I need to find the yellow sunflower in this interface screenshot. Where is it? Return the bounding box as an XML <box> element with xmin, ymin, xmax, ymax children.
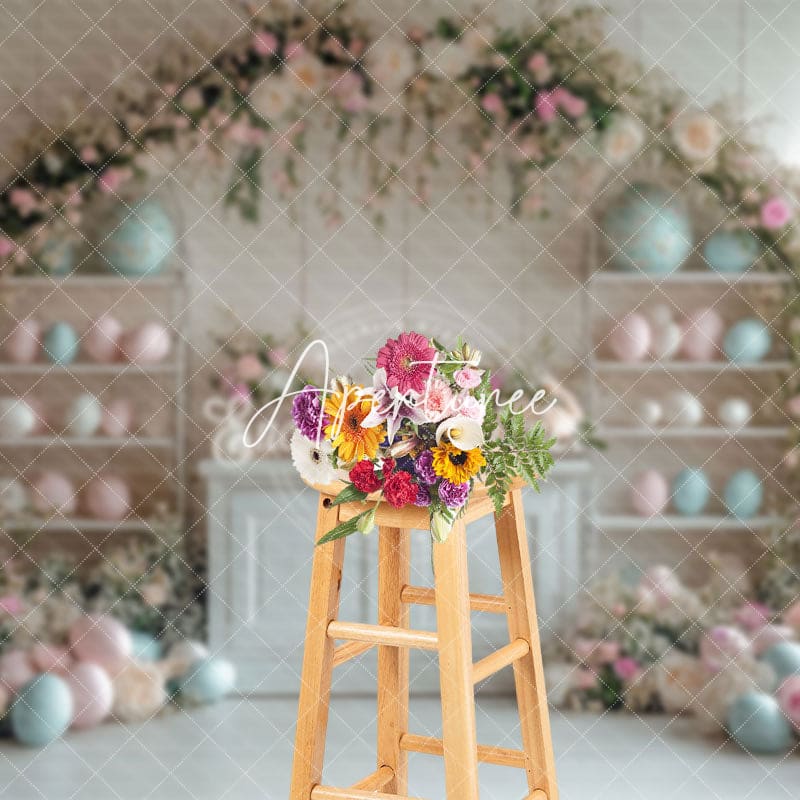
<box><xmin>431</xmin><ymin>442</ymin><xmax>486</xmax><ymax>484</ymax></box>
<box><xmin>324</xmin><ymin>385</ymin><xmax>384</xmax><ymax>463</ymax></box>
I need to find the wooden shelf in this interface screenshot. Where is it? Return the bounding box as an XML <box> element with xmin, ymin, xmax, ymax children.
<box><xmin>593</xmin><ymin>359</ymin><xmax>792</xmax><ymax>373</ymax></box>
<box><xmin>1</xmin><ymin>517</ymin><xmax>158</xmax><ymax>533</ymax></box>
<box><xmin>0</xmin><ymin>362</ymin><xmax>176</xmax><ymax>375</ymax></box>
<box><xmin>589</xmin><ymin>271</ymin><xmax>793</xmax><ymax>286</ymax></box>
<box><xmin>0</xmin><ymin>436</ymin><xmax>172</xmax><ymax>447</ymax></box>
<box><xmin>595</xmin><ymin>515</ymin><xmax>780</xmax><ymax>531</ymax></box>
<box><xmin>597</xmin><ymin>426</ymin><xmax>791</xmax><ymax>439</ymax></box>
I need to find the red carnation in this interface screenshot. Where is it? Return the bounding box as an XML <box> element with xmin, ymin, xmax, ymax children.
<box><xmin>380</xmin><ymin>458</ymin><xmax>396</xmax><ymax>476</ymax></box>
<box><xmin>349</xmin><ymin>460</ymin><xmax>382</xmax><ymax>493</ymax></box>
<box><xmin>383</xmin><ymin>470</ymin><xmax>417</xmax><ymax>509</ymax></box>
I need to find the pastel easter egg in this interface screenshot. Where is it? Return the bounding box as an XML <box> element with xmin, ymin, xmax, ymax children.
<box><xmin>724</xmin><ymin>469</ymin><xmax>763</xmax><ymax>519</ymax></box>
<box><xmin>166</xmin><ymin>640</ymin><xmax>209</xmax><ymax>677</ymax></box>
<box><xmin>68</xmin><ymin>615</ymin><xmax>132</xmax><ymax>673</ymax></box>
<box><xmin>10</xmin><ymin>675</ymin><xmax>73</xmax><ymax>747</ymax></box>
<box><xmin>0</xmin><ymin>476</ymin><xmax>28</xmax><ymax>515</ymax></box>
<box><xmin>102</xmin><ymin>201</ymin><xmax>175</xmax><ymax>277</ymax></box>
<box><xmin>4</xmin><ymin>319</ymin><xmax>40</xmax><ymax>363</ymax></box>
<box><xmin>630</xmin><ymin>469</ymin><xmax>669</xmax><ymax>516</ymax></box>
<box><xmin>727</xmin><ymin>692</ymin><xmax>793</xmax><ymax>754</ymax></box>
<box><xmin>0</xmin><ymin>397</ymin><xmax>36</xmax><ymax>437</ymax></box>
<box><xmin>700</xmin><ymin>625</ymin><xmax>750</xmax><ymax>672</ymax></box>
<box><xmin>681</xmin><ymin>308</ymin><xmax>724</xmax><ymax>361</ymax></box>
<box><xmin>30</xmin><ymin>643</ymin><xmax>71</xmax><ymax>674</ymax></box>
<box><xmin>703</xmin><ymin>229</ymin><xmax>762</xmax><ymax>273</ymax></box>
<box><xmin>26</xmin><ymin>397</ymin><xmax>48</xmax><ymax>434</ymax></box>
<box><xmin>84</xmin><ymin>475</ymin><xmax>131</xmax><ymax>521</ymax></box>
<box><xmin>672</xmin><ymin>468</ymin><xmax>710</xmax><ymax>515</ymax></box>
<box><xmin>762</xmin><ymin>642</ymin><xmax>800</xmax><ymax>683</ymax></box>
<box><xmin>43</xmin><ymin>322</ymin><xmax>79</xmax><ymax>365</ymax></box>
<box><xmin>751</xmin><ymin>624</ymin><xmax>794</xmax><ymax>657</ymax></box>
<box><xmin>635</xmin><ymin>399</ymin><xmax>663</xmax><ymax>426</ymax></box>
<box><xmin>83</xmin><ymin>315</ymin><xmax>122</xmax><ymax>363</ymax></box>
<box><xmin>64</xmin><ymin>394</ymin><xmax>102</xmax><ymax>437</ymax></box>
<box><xmin>65</xmin><ymin>662</ymin><xmax>113</xmax><ymax>729</ymax></box>
<box><xmin>718</xmin><ymin>397</ymin><xmax>752</xmax><ymax>429</ymax></box>
<box><xmin>29</xmin><ymin>471</ymin><xmax>76</xmax><ymax>515</ymax></box>
<box><xmin>34</xmin><ymin>239</ymin><xmax>74</xmax><ymax>276</ymax></box>
<box><xmin>129</xmin><ymin>631</ymin><xmax>162</xmax><ymax>662</ymax></box>
<box><xmin>179</xmin><ymin>658</ymin><xmax>236</xmax><ymax>704</ymax></box>
<box><xmin>724</xmin><ymin>319</ymin><xmax>772</xmax><ymax>364</ymax></box>
<box><xmin>100</xmin><ymin>399</ymin><xmax>134</xmax><ymax>437</ymax></box>
<box><xmin>0</xmin><ymin>650</ymin><xmax>35</xmax><ymax>692</ymax></box>
<box><xmin>662</xmin><ymin>391</ymin><xmax>704</xmax><ymax>427</ymax></box>
<box><xmin>120</xmin><ymin>322</ymin><xmax>171</xmax><ymax>365</ymax></box>
<box><xmin>776</xmin><ymin>675</ymin><xmax>800</xmax><ymax>729</ymax></box>
<box><xmin>608</xmin><ymin>313</ymin><xmax>651</xmax><ymax>362</ymax></box>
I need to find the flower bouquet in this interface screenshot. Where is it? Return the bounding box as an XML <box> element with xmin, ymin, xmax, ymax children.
<box><xmin>289</xmin><ymin>332</ymin><xmax>556</xmax><ymax>545</ymax></box>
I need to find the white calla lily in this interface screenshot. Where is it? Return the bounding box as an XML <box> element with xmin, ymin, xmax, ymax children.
<box><xmin>435</xmin><ymin>416</ymin><xmax>484</xmax><ymax>450</ymax></box>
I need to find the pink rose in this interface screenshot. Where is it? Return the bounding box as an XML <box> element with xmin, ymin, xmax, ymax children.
<box><xmin>454</xmin><ymin>367</ymin><xmax>483</xmax><ymax>389</ymax></box>
<box><xmin>0</xmin><ymin>595</ymin><xmax>23</xmax><ymax>616</ymax></box>
<box><xmin>733</xmin><ymin>601</ymin><xmax>771</xmax><ymax>632</ymax></box>
<box><xmin>454</xmin><ymin>393</ymin><xmax>486</xmax><ymax>424</ymax></box>
<box><xmin>0</xmin><ymin>236</ymin><xmax>15</xmax><ymax>259</ymax></box>
<box><xmin>612</xmin><ymin>656</ymin><xmax>641</xmax><ymax>682</ymax></box>
<box><xmin>269</xmin><ymin>347</ymin><xmax>289</xmax><ymax>367</ymax></box>
<box><xmin>761</xmin><ymin>196</ymin><xmax>792</xmax><ymax>229</ymax></box>
<box><xmin>573</xmin><ymin>667</ymin><xmax>598</xmax><ymax>691</ymax></box>
<box><xmin>9</xmin><ymin>187</ymin><xmax>38</xmax><ymax>217</ymax></box>
<box><xmin>252</xmin><ymin>31</ymin><xmax>278</xmax><ymax>56</ymax></box>
<box><xmin>777</xmin><ymin>675</ymin><xmax>800</xmax><ymax>729</ymax></box>
<box><xmin>534</xmin><ymin>91</ymin><xmax>558</xmax><ymax>123</ymax></box>
<box><xmin>596</xmin><ymin>640</ymin><xmax>621</xmax><ymax>664</ymax></box>
<box><xmin>419</xmin><ymin>378</ymin><xmax>454</xmax><ymax>423</ymax></box>
<box><xmin>285</xmin><ymin>41</ymin><xmax>306</xmax><ymax>60</ymax></box>
<box><xmin>480</xmin><ymin>93</ymin><xmax>503</xmax><ymax>115</ymax></box>
<box><xmin>236</xmin><ymin>354</ymin><xmax>264</xmax><ymax>382</ymax></box>
<box><xmin>572</xmin><ymin>637</ymin><xmax>600</xmax><ymax>662</ymax></box>
<box><xmin>527</xmin><ymin>52</ymin><xmax>549</xmax><ymax>73</ymax></box>
<box><xmin>230</xmin><ymin>383</ymin><xmax>252</xmax><ymax>406</ymax></box>
<box><xmin>80</xmin><ymin>145</ymin><xmax>99</xmax><ymax>163</ymax></box>
<box><xmin>553</xmin><ymin>88</ymin><xmax>587</xmax><ymax>118</ymax></box>
<box><xmin>98</xmin><ymin>166</ymin><xmax>130</xmax><ymax>194</ymax></box>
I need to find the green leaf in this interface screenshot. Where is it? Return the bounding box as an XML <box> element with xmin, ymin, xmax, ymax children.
<box><xmin>316</xmin><ymin>509</ymin><xmax>373</xmax><ymax>545</ymax></box>
<box><xmin>329</xmin><ymin>484</ymin><xmax>369</xmax><ymax>506</ymax></box>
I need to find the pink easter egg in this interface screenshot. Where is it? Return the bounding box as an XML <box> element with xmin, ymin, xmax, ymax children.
<box><xmin>83</xmin><ymin>315</ymin><xmax>122</xmax><ymax>363</ymax></box>
<box><xmin>100</xmin><ymin>399</ymin><xmax>133</xmax><ymax>437</ymax></box>
<box><xmin>699</xmin><ymin>625</ymin><xmax>750</xmax><ymax>672</ymax></box>
<box><xmin>608</xmin><ymin>313</ymin><xmax>651</xmax><ymax>362</ymax></box>
<box><xmin>68</xmin><ymin>615</ymin><xmax>132</xmax><ymax>673</ymax></box>
<box><xmin>84</xmin><ymin>475</ymin><xmax>131</xmax><ymax>521</ymax></box>
<box><xmin>777</xmin><ymin>675</ymin><xmax>800</xmax><ymax>729</ymax></box>
<box><xmin>65</xmin><ymin>662</ymin><xmax>113</xmax><ymax>729</ymax></box>
<box><xmin>4</xmin><ymin>319</ymin><xmax>40</xmax><ymax>363</ymax></box>
<box><xmin>0</xmin><ymin>650</ymin><xmax>35</xmax><ymax>692</ymax></box>
<box><xmin>681</xmin><ymin>308</ymin><xmax>724</xmax><ymax>361</ymax></box>
<box><xmin>29</xmin><ymin>471</ymin><xmax>77</xmax><ymax>515</ymax></box>
<box><xmin>120</xmin><ymin>322</ymin><xmax>171</xmax><ymax>365</ymax></box>
<box><xmin>630</xmin><ymin>469</ymin><xmax>669</xmax><ymax>516</ymax></box>
<box><xmin>30</xmin><ymin>643</ymin><xmax>71</xmax><ymax>674</ymax></box>
<box><xmin>751</xmin><ymin>624</ymin><xmax>795</xmax><ymax>656</ymax></box>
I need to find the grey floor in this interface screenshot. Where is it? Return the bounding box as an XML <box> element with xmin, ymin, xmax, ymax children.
<box><xmin>1</xmin><ymin>696</ymin><xmax>798</xmax><ymax>800</ymax></box>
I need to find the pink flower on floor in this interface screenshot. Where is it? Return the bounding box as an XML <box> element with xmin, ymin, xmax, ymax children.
<box><xmin>573</xmin><ymin>667</ymin><xmax>598</xmax><ymax>690</ymax></box>
<box><xmin>0</xmin><ymin>236</ymin><xmax>15</xmax><ymax>259</ymax></box>
<box><xmin>454</xmin><ymin>367</ymin><xmax>484</xmax><ymax>389</ymax></box>
<box><xmin>534</xmin><ymin>91</ymin><xmax>558</xmax><ymax>123</ymax></box>
<box><xmin>9</xmin><ymin>187</ymin><xmax>38</xmax><ymax>217</ymax></box>
<box><xmin>777</xmin><ymin>676</ymin><xmax>800</xmax><ymax>729</ymax></box>
<box><xmin>376</xmin><ymin>332</ymin><xmax>436</xmax><ymax>395</ymax></box>
<box><xmin>612</xmin><ymin>657</ymin><xmax>641</xmax><ymax>682</ymax></box>
<box><xmin>236</xmin><ymin>354</ymin><xmax>264</xmax><ymax>382</ymax></box>
<box><xmin>734</xmin><ymin>601</ymin><xmax>771</xmax><ymax>632</ymax></box>
<box><xmin>480</xmin><ymin>93</ymin><xmax>504</xmax><ymax>115</ymax></box>
<box><xmin>552</xmin><ymin>88</ymin><xmax>587</xmax><ymax>118</ymax></box>
<box><xmin>761</xmin><ymin>196</ymin><xmax>792</xmax><ymax>229</ymax></box>
<box><xmin>0</xmin><ymin>595</ymin><xmax>23</xmax><ymax>616</ymax></box>
<box><xmin>573</xmin><ymin>637</ymin><xmax>600</xmax><ymax>662</ymax></box>
<box><xmin>252</xmin><ymin>31</ymin><xmax>278</xmax><ymax>56</ymax></box>
<box><xmin>527</xmin><ymin>52</ymin><xmax>549</xmax><ymax>74</ymax></box>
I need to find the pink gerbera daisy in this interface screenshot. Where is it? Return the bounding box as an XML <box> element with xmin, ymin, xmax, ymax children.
<box><xmin>376</xmin><ymin>332</ymin><xmax>436</xmax><ymax>395</ymax></box>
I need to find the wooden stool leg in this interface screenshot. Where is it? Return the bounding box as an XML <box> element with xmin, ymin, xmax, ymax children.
<box><xmin>433</xmin><ymin>519</ymin><xmax>480</xmax><ymax>800</ymax></box>
<box><xmin>495</xmin><ymin>489</ymin><xmax>558</xmax><ymax>800</ymax></box>
<box><xmin>290</xmin><ymin>497</ymin><xmax>346</xmax><ymax>800</ymax></box>
<box><xmin>376</xmin><ymin>527</ymin><xmax>411</xmax><ymax>794</ymax></box>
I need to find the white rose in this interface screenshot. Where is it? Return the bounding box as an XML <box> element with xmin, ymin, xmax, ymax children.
<box><xmin>365</xmin><ymin>34</ymin><xmax>416</xmax><ymax>94</ymax></box>
<box><xmin>249</xmin><ymin>75</ymin><xmax>296</xmax><ymax>120</ymax></box>
<box><xmin>671</xmin><ymin>111</ymin><xmax>722</xmax><ymax>163</ymax></box>
<box><xmin>602</xmin><ymin>114</ymin><xmax>645</xmax><ymax>166</ymax></box>
<box><xmin>423</xmin><ymin>38</ymin><xmax>472</xmax><ymax>80</ymax></box>
<box><xmin>287</xmin><ymin>54</ymin><xmax>328</xmax><ymax>96</ymax></box>
<box><xmin>460</xmin><ymin>26</ymin><xmax>492</xmax><ymax>57</ymax></box>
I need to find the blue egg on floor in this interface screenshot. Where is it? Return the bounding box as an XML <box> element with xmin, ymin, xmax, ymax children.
<box><xmin>762</xmin><ymin>641</ymin><xmax>800</xmax><ymax>683</ymax></box>
<box><xmin>727</xmin><ymin>691</ymin><xmax>793</xmax><ymax>754</ymax></box>
<box><xmin>180</xmin><ymin>658</ymin><xmax>237</xmax><ymax>704</ymax></box>
<box><xmin>723</xmin><ymin>469</ymin><xmax>763</xmax><ymax>519</ymax></box>
<box><xmin>703</xmin><ymin>229</ymin><xmax>761</xmax><ymax>273</ymax></box>
<box><xmin>723</xmin><ymin>319</ymin><xmax>772</xmax><ymax>363</ymax></box>
<box><xmin>672</xmin><ymin>468</ymin><xmax>710</xmax><ymax>515</ymax></box>
<box><xmin>10</xmin><ymin>674</ymin><xmax>73</xmax><ymax>747</ymax></box>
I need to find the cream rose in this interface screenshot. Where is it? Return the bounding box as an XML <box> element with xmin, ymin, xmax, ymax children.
<box><xmin>365</xmin><ymin>34</ymin><xmax>416</xmax><ymax>94</ymax></box>
<box><xmin>250</xmin><ymin>75</ymin><xmax>296</xmax><ymax>120</ymax></box>
<box><xmin>671</xmin><ymin>112</ymin><xmax>722</xmax><ymax>163</ymax></box>
<box><xmin>602</xmin><ymin>114</ymin><xmax>645</xmax><ymax>166</ymax></box>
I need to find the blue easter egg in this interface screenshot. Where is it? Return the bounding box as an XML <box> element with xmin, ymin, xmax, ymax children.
<box><xmin>723</xmin><ymin>319</ymin><xmax>772</xmax><ymax>363</ymax></box>
<box><xmin>180</xmin><ymin>658</ymin><xmax>236</xmax><ymax>704</ymax></box>
<box><xmin>601</xmin><ymin>183</ymin><xmax>693</xmax><ymax>274</ymax></box>
<box><xmin>724</xmin><ymin>469</ymin><xmax>763</xmax><ymax>519</ymax></box>
<box><xmin>727</xmin><ymin>691</ymin><xmax>793</xmax><ymax>754</ymax></box>
<box><xmin>703</xmin><ymin>229</ymin><xmax>761</xmax><ymax>274</ymax></box>
<box><xmin>672</xmin><ymin>468</ymin><xmax>710</xmax><ymax>515</ymax></box>
<box><xmin>762</xmin><ymin>642</ymin><xmax>800</xmax><ymax>683</ymax></box>
<box><xmin>43</xmin><ymin>322</ymin><xmax>79</xmax><ymax>365</ymax></box>
<box><xmin>102</xmin><ymin>201</ymin><xmax>175</xmax><ymax>277</ymax></box>
<box><xmin>10</xmin><ymin>674</ymin><xmax>73</xmax><ymax>747</ymax></box>
<box><xmin>130</xmin><ymin>630</ymin><xmax>163</xmax><ymax>662</ymax></box>
<box><xmin>35</xmin><ymin>239</ymin><xmax>75</xmax><ymax>276</ymax></box>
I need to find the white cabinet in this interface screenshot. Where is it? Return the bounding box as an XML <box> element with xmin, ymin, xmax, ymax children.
<box><xmin>200</xmin><ymin>458</ymin><xmax>588</xmax><ymax>695</ymax></box>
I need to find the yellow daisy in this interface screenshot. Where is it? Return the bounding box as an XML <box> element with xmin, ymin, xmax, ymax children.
<box><xmin>431</xmin><ymin>442</ymin><xmax>486</xmax><ymax>484</ymax></box>
<box><xmin>324</xmin><ymin>385</ymin><xmax>384</xmax><ymax>463</ymax></box>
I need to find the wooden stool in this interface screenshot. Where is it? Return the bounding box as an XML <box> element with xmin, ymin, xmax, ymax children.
<box><xmin>289</xmin><ymin>478</ymin><xmax>558</xmax><ymax>800</ymax></box>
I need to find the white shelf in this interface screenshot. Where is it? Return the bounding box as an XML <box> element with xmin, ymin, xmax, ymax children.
<box><xmin>0</xmin><ymin>362</ymin><xmax>176</xmax><ymax>375</ymax></box>
<box><xmin>595</xmin><ymin>515</ymin><xmax>780</xmax><ymax>531</ymax></box>
<box><xmin>2</xmin><ymin>274</ymin><xmax>177</xmax><ymax>288</ymax></box>
<box><xmin>1</xmin><ymin>517</ymin><xmax>157</xmax><ymax>533</ymax></box>
<box><xmin>589</xmin><ymin>271</ymin><xmax>793</xmax><ymax>286</ymax></box>
<box><xmin>593</xmin><ymin>359</ymin><xmax>792</xmax><ymax>373</ymax></box>
<box><xmin>597</xmin><ymin>426</ymin><xmax>791</xmax><ymax>439</ymax></box>
<box><xmin>0</xmin><ymin>436</ymin><xmax>172</xmax><ymax>447</ymax></box>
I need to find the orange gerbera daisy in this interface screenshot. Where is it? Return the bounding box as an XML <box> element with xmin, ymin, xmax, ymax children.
<box><xmin>324</xmin><ymin>385</ymin><xmax>385</xmax><ymax>463</ymax></box>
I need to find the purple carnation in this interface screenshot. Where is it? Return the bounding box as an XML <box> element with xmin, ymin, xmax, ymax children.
<box><xmin>414</xmin><ymin>485</ymin><xmax>432</xmax><ymax>507</ymax></box>
<box><xmin>414</xmin><ymin>450</ymin><xmax>437</xmax><ymax>485</ymax></box>
<box><xmin>438</xmin><ymin>479</ymin><xmax>469</xmax><ymax>508</ymax></box>
<box><xmin>292</xmin><ymin>385</ymin><xmax>326</xmax><ymax>440</ymax></box>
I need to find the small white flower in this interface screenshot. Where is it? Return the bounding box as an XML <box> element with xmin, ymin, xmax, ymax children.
<box><xmin>671</xmin><ymin>111</ymin><xmax>722</xmax><ymax>163</ymax></box>
<box><xmin>602</xmin><ymin>114</ymin><xmax>646</xmax><ymax>166</ymax></box>
<box><xmin>287</xmin><ymin>54</ymin><xmax>328</xmax><ymax>96</ymax></box>
<box><xmin>435</xmin><ymin>416</ymin><xmax>484</xmax><ymax>450</ymax></box>
<box><xmin>423</xmin><ymin>38</ymin><xmax>472</xmax><ymax>80</ymax></box>
<box><xmin>290</xmin><ymin>428</ymin><xmax>337</xmax><ymax>485</ymax></box>
<box><xmin>250</xmin><ymin>75</ymin><xmax>296</xmax><ymax>120</ymax></box>
<box><xmin>365</xmin><ymin>34</ymin><xmax>416</xmax><ymax>94</ymax></box>
<box><xmin>460</xmin><ymin>26</ymin><xmax>493</xmax><ymax>57</ymax></box>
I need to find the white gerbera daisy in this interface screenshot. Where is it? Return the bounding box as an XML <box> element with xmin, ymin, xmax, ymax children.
<box><xmin>290</xmin><ymin>428</ymin><xmax>337</xmax><ymax>485</ymax></box>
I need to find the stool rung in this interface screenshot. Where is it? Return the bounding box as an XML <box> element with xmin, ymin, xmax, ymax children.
<box><xmin>350</xmin><ymin>766</ymin><xmax>394</xmax><ymax>791</ymax></box>
<box><xmin>332</xmin><ymin>640</ymin><xmax>374</xmax><ymax>667</ymax></box>
<box><xmin>400</xmin><ymin>733</ymin><xmax>527</xmax><ymax>768</ymax></box>
<box><xmin>311</xmin><ymin>786</ymin><xmax>424</xmax><ymax>800</ymax></box>
<box><xmin>472</xmin><ymin>638</ymin><xmax>530</xmax><ymax>684</ymax></box>
<box><xmin>327</xmin><ymin>620</ymin><xmax>438</xmax><ymax>651</ymax></box>
<box><xmin>400</xmin><ymin>585</ymin><xmax>508</xmax><ymax>614</ymax></box>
